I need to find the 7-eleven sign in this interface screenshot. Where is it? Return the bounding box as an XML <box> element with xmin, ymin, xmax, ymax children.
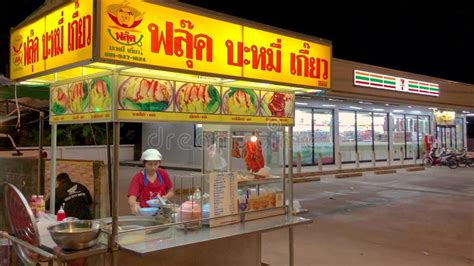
<box><xmin>354</xmin><ymin>70</ymin><xmax>439</xmax><ymax>97</ymax></box>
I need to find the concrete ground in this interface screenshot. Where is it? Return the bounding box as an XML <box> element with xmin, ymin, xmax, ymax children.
<box><xmin>261</xmin><ymin>167</ymin><xmax>474</xmax><ymax>266</ymax></box>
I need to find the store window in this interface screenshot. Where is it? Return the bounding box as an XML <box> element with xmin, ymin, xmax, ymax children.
<box><xmin>339</xmin><ymin>111</ymin><xmax>356</xmax><ymax>162</ymax></box>
<box><xmin>356</xmin><ymin>112</ymin><xmax>373</xmax><ymax>161</ymax></box>
<box><xmin>313</xmin><ymin>109</ymin><xmax>334</xmax><ymax>164</ymax></box>
<box><xmin>293</xmin><ymin>108</ymin><xmax>313</xmax><ymax>164</ymax></box>
<box><xmin>418</xmin><ymin>116</ymin><xmax>430</xmax><ymax>156</ymax></box>
<box><xmin>456</xmin><ymin>118</ymin><xmax>464</xmax><ymax>149</ymax></box>
<box><xmin>405</xmin><ymin>115</ymin><xmax>418</xmax><ymax>158</ymax></box>
<box><xmin>373</xmin><ymin>113</ymin><xmax>389</xmax><ymax>160</ymax></box>
<box><xmin>393</xmin><ymin>114</ymin><xmax>405</xmax><ymax>160</ymax></box>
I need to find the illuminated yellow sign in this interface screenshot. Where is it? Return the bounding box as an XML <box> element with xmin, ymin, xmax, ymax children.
<box><xmin>100</xmin><ymin>0</ymin><xmax>331</xmax><ymax>89</ymax></box>
<box><xmin>116</xmin><ymin>75</ymin><xmax>295</xmax><ymax>126</ymax></box>
<box><xmin>10</xmin><ymin>0</ymin><xmax>93</xmax><ymax>80</ymax></box>
<box><xmin>50</xmin><ymin>76</ymin><xmax>112</xmax><ymax>124</ymax></box>
<box><xmin>117</xmin><ymin>111</ymin><xmax>294</xmax><ymax>126</ymax></box>
<box><xmin>434</xmin><ymin>110</ymin><xmax>455</xmax><ymax>126</ymax></box>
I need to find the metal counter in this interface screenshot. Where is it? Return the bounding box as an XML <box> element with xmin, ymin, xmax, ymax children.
<box><xmin>118</xmin><ymin>215</ymin><xmax>311</xmax><ymax>256</ymax></box>
<box><xmin>39</xmin><ymin>228</ymin><xmax>108</xmax><ymax>263</ymax></box>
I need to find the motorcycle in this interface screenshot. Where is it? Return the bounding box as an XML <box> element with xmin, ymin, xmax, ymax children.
<box><xmin>423</xmin><ymin>148</ymin><xmax>459</xmax><ymax>169</ymax></box>
<box><xmin>454</xmin><ymin>148</ymin><xmax>473</xmax><ymax>168</ymax></box>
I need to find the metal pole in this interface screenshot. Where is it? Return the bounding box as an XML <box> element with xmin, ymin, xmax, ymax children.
<box><xmin>227</xmin><ymin>131</ymin><xmax>232</xmax><ymax>172</ymax></box>
<box><xmin>289</xmin><ymin>226</ymin><xmax>294</xmax><ymax>266</ymax></box>
<box><xmin>201</xmin><ymin>130</ymin><xmax>205</xmax><ymax>174</ymax></box>
<box><xmin>106</xmin><ymin>122</ymin><xmax>113</xmax><ymax>216</ymax></box>
<box><xmin>49</xmin><ymin>124</ymin><xmax>57</xmax><ymax>213</ymax></box>
<box><xmin>288</xmin><ymin>126</ymin><xmax>294</xmax><ymax>266</ymax></box>
<box><xmin>289</xmin><ymin>126</ymin><xmax>294</xmax><ymax>212</ymax></box>
<box><xmin>38</xmin><ymin>111</ymin><xmax>44</xmax><ymax>195</ymax></box>
<box><xmin>282</xmin><ymin>128</ymin><xmax>286</xmax><ymax>206</ymax></box>
<box><xmin>111</xmin><ymin>122</ymin><xmax>120</xmax><ymax>266</ymax></box>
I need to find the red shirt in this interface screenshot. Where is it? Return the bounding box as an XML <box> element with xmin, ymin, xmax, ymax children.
<box><xmin>127</xmin><ymin>168</ymin><xmax>173</xmax><ymax>200</ymax></box>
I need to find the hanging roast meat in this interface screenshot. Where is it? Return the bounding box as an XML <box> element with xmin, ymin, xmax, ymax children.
<box><xmin>243</xmin><ymin>140</ymin><xmax>265</xmax><ymax>172</ymax></box>
<box><xmin>232</xmin><ymin>139</ymin><xmax>241</xmax><ymax>158</ymax></box>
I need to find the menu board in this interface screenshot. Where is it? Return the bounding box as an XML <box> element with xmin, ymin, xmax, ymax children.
<box><xmin>117</xmin><ymin>75</ymin><xmax>295</xmax><ymax>126</ymax></box>
<box><xmin>50</xmin><ymin>76</ymin><xmax>112</xmax><ymax>123</ymax></box>
<box><xmin>209</xmin><ymin>172</ymin><xmax>239</xmax><ymax>228</ymax></box>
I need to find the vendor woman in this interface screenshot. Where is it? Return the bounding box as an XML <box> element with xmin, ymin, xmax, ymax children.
<box><xmin>128</xmin><ymin>148</ymin><xmax>174</xmax><ymax>215</ymax></box>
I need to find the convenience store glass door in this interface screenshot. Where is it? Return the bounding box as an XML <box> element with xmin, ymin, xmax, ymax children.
<box><xmin>436</xmin><ymin>126</ymin><xmax>456</xmax><ymax>150</ymax></box>
<box><xmin>293</xmin><ymin>109</ymin><xmax>313</xmax><ymax>164</ymax></box>
<box><xmin>313</xmin><ymin>109</ymin><xmax>334</xmax><ymax>164</ymax></box>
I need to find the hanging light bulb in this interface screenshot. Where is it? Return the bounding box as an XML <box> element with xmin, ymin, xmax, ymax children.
<box><xmin>250</xmin><ymin>135</ymin><xmax>258</xmax><ymax>142</ymax></box>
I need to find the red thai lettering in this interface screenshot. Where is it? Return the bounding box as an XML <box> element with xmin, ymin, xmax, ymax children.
<box><xmin>226</xmin><ymin>39</ymin><xmax>281</xmax><ymax>73</ymax></box>
<box><xmin>115</xmin><ymin>31</ymin><xmax>136</xmax><ymax>44</ymax></box>
<box><xmin>148</xmin><ymin>20</ymin><xmax>213</xmax><ymax>69</ymax></box>
<box><xmin>226</xmin><ymin>40</ymin><xmax>244</xmax><ymax>67</ymax></box>
<box><xmin>42</xmin><ymin>12</ymin><xmax>64</xmax><ymax>60</ymax></box>
<box><xmin>291</xmin><ymin>43</ymin><xmax>328</xmax><ymax>80</ymax></box>
<box><xmin>23</xmin><ymin>35</ymin><xmax>39</xmax><ymax>66</ymax></box>
<box><xmin>68</xmin><ymin>14</ymin><xmax>92</xmax><ymax>51</ymax></box>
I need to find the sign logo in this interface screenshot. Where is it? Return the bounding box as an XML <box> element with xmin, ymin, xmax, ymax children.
<box><xmin>11</xmin><ymin>35</ymin><xmax>23</xmax><ymax>67</ymax></box>
<box><xmin>106</xmin><ymin>3</ymin><xmax>144</xmax><ymax>46</ymax></box>
<box><xmin>67</xmin><ymin>184</ymin><xmax>78</xmax><ymax>195</ymax></box>
<box><xmin>354</xmin><ymin>70</ymin><xmax>439</xmax><ymax>97</ymax></box>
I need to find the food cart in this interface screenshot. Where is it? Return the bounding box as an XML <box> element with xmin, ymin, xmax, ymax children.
<box><xmin>6</xmin><ymin>0</ymin><xmax>332</xmax><ymax>265</ymax></box>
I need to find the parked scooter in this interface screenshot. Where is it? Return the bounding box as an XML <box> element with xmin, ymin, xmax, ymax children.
<box><xmin>453</xmin><ymin>148</ymin><xmax>473</xmax><ymax>168</ymax></box>
<box><xmin>423</xmin><ymin>147</ymin><xmax>459</xmax><ymax>169</ymax></box>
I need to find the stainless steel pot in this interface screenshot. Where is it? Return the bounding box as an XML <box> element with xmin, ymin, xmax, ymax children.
<box><xmin>47</xmin><ymin>220</ymin><xmax>102</xmax><ymax>250</ymax></box>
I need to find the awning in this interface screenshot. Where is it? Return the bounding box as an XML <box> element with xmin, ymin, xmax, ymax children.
<box><xmin>0</xmin><ymin>75</ymin><xmax>49</xmax><ymax>111</ymax></box>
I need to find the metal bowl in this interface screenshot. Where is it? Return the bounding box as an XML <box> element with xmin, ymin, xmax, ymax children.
<box><xmin>47</xmin><ymin>220</ymin><xmax>102</xmax><ymax>250</ymax></box>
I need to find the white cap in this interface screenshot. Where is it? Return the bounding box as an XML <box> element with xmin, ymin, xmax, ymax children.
<box><xmin>140</xmin><ymin>148</ymin><xmax>162</xmax><ymax>161</ymax></box>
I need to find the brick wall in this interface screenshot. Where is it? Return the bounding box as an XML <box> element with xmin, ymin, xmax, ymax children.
<box><xmin>0</xmin><ymin>158</ymin><xmax>39</xmax><ymax>230</ymax></box>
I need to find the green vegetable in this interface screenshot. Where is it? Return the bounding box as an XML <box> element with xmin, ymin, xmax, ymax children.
<box><xmin>92</xmin><ymin>76</ymin><xmax>112</xmax><ymax>95</ymax></box>
<box><xmin>123</xmin><ymin>98</ymin><xmax>169</xmax><ymax>112</ymax></box>
<box><xmin>205</xmin><ymin>86</ymin><xmax>220</xmax><ymax>113</ymax></box>
<box><xmin>148</xmin><ymin>101</ymin><xmax>169</xmax><ymax>112</ymax></box>
<box><xmin>227</xmin><ymin>87</ymin><xmax>238</xmax><ymax>98</ymax></box>
<box><xmin>80</xmin><ymin>81</ymin><xmax>89</xmax><ymax>112</ymax></box>
<box><xmin>206</xmin><ymin>99</ymin><xmax>219</xmax><ymax>113</ymax></box>
<box><xmin>52</xmin><ymin>102</ymin><xmax>66</xmax><ymax>115</ymax></box>
<box><xmin>123</xmin><ymin>98</ymin><xmax>142</xmax><ymax>110</ymax></box>
<box><xmin>228</xmin><ymin>87</ymin><xmax>257</xmax><ymax>106</ymax></box>
<box><xmin>241</xmin><ymin>88</ymin><xmax>257</xmax><ymax>105</ymax></box>
<box><xmin>208</xmin><ymin>86</ymin><xmax>219</xmax><ymax>100</ymax></box>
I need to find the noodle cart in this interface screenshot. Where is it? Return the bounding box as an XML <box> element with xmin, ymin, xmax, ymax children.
<box><xmin>7</xmin><ymin>0</ymin><xmax>332</xmax><ymax>265</ymax></box>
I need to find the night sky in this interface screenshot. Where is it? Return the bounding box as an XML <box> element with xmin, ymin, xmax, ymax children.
<box><xmin>2</xmin><ymin>0</ymin><xmax>473</xmax><ymax>84</ymax></box>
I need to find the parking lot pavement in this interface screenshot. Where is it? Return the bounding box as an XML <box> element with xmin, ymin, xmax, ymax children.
<box><xmin>262</xmin><ymin>167</ymin><xmax>474</xmax><ymax>266</ymax></box>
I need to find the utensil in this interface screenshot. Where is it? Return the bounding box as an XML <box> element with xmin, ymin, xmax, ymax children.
<box><xmin>138</xmin><ymin>207</ymin><xmax>158</xmax><ymax>217</ymax></box>
<box><xmin>47</xmin><ymin>220</ymin><xmax>102</xmax><ymax>250</ymax></box>
<box><xmin>156</xmin><ymin>195</ymin><xmax>167</xmax><ymax>206</ymax></box>
<box><xmin>146</xmin><ymin>199</ymin><xmax>162</xmax><ymax>208</ymax></box>
<box><xmin>162</xmin><ymin>204</ymin><xmax>179</xmax><ymax>219</ymax></box>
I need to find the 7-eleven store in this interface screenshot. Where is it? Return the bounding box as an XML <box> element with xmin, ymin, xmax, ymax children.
<box><xmin>283</xmin><ymin>58</ymin><xmax>473</xmax><ymax>166</ymax></box>
<box><xmin>140</xmin><ymin>57</ymin><xmax>473</xmax><ymax>169</ymax></box>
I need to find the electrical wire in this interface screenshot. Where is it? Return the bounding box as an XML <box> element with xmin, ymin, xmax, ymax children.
<box><xmin>14</xmin><ymin>84</ymin><xmax>21</xmax><ymax>130</ymax></box>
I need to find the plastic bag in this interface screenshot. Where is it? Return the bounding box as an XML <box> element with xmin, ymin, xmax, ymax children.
<box><xmin>207</xmin><ymin>143</ymin><xmax>227</xmax><ymax>171</ymax></box>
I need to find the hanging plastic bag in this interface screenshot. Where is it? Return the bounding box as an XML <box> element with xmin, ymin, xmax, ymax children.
<box><xmin>207</xmin><ymin>143</ymin><xmax>227</xmax><ymax>171</ymax></box>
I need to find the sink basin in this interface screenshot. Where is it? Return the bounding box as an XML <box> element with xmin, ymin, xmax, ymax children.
<box><xmin>100</xmin><ymin>216</ymin><xmax>169</xmax><ymax>234</ymax></box>
<box><xmin>98</xmin><ymin>216</ymin><xmax>172</xmax><ymax>246</ymax></box>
